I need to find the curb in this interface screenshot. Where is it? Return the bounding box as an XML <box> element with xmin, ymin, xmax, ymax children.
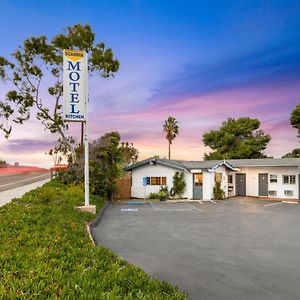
<box><xmin>87</xmin><ymin>202</ymin><xmax>110</xmax><ymax>245</ymax></box>
<box><xmin>90</xmin><ymin>201</ymin><xmax>110</xmax><ymax>228</ymax></box>
<box><xmin>86</xmin><ymin>222</ymin><xmax>96</xmax><ymax>245</ymax></box>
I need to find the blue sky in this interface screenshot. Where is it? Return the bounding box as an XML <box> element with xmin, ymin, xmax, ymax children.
<box><xmin>0</xmin><ymin>0</ymin><xmax>299</xmax><ymax>166</ymax></box>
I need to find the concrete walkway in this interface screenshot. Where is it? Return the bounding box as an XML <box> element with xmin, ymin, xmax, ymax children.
<box><xmin>0</xmin><ymin>179</ymin><xmax>50</xmax><ymax>207</ymax></box>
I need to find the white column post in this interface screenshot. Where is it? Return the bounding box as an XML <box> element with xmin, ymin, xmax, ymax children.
<box><xmin>84</xmin><ymin>53</ymin><xmax>89</xmax><ymax>207</ymax></box>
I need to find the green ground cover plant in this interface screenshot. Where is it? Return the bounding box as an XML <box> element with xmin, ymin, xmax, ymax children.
<box><xmin>0</xmin><ymin>181</ymin><xmax>186</xmax><ymax>299</ymax></box>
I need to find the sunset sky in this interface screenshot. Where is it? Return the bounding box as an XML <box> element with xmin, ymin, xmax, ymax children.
<box><xmin>0</xmin><ymin>0</ymin><xmax>300</xmax><ymax>167</ymax></box>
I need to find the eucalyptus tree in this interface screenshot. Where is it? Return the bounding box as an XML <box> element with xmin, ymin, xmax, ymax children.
<box><xmin>0</xmin><ymin>24</ymin><xmax>119</xmax><ymax>159</ymax></box>
<box><xmin>163</xmin><ymin>116</ymin><xmax>179</xmax><ymax>160</ymax></box>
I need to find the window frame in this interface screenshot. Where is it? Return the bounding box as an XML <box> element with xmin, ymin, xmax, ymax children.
<box><xmin>268</xmin><ymin>190</ymin><xmax>277</xmax><ymax>197</ymax></box>
<box><xmin>146</xmin><ymin>176</ymin><xmax>167</xmax><ymax>186</ymax></box>
<box><xmin>269</xmin><ymin>174</ymin><xmax>277</xmax><ymax>183</ymax></box>
<box><xmin>214</xmin><ymin>172</ymin><xmax>222</xmax><ymax>183</ymax></box>
<box><xmin>284</xmin><ymin>190</ymin><xmax>293</xmax><ymax>197</ymax></box>
<box><xmin>194</xmin><ymin>173</ymin><xmax>203</xmax><ymax>187</ymax></box>
<box><xmin>283</xmin><ymin>175</ymin><xmax>296</xmax><ymax>184</ymax></box>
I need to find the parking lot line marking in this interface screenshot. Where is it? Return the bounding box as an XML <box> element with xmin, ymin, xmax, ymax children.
<box><xmin>200</xmin><ymin>200</ymin><xmax>216</xmax><ymax>204</ymax></box>
<box><xmin>149</xmin><ymin>202</ymin><xmax>155</xmax><ymax>210</ymax></box>
<box><xmin>149</xmin><ymin>202</ymin><xmax>201</xmax><ymax>212</ymax></box>
<box><xmin>186</xmin><ymin>203</ymin><xmax>202</xmax><ymax>211</ymax></box>
<box><xmin>264</xmin><ymin>202</ymin><xmax>283</xmax><ymax>207</ymax></box>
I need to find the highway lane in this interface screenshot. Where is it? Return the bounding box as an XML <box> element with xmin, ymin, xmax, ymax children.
<box><xmin>0</xmin><ymin>171</ymin><xmax>51</xmax><ymax>192</ymax></box>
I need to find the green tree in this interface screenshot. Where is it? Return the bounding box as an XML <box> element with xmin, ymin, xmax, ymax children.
<box><xmin>282</xmin><ymin>148</ymin><xmax>300</xmax><ymax>158</ymax></box>
<box><xmin>89</xmin><ymin>132</ymin><xmax>123</xmax><ymax>201</ymax></box>
<box><xmin>0</xmin><ymin>159</ymin><xmax>6</xmax><ymax>167</ymax></box>
<box><xmin>172</xmin><ymin>171</ymin><xmax>186</xmax><ymax>198</ymax></box>
<box><xmin>281</xmin><ymin>104</ymin><xmax>300</xmax><ymax>159</ymax></box>
<box><xmin>290</xmin><ymin>103</ymin><xmax>300</xmax><ymax>137</ymax></box>
<box><xmin>0</xmin><ymin>24</ymin><xmax>119</xmax><ymax>157</ymax></box>
<box><xmin>57</xmin><ymin>132</ymin><xmax>137</xmax><ymax>201</ymax></box>
<box><xmin>119</xmin><ymin>142</ymin><xmax>139</xmax><ymax>165</ymax></box>
<box><xmin>203</xmin><ymin>117</ymin><xmax>271</xmax><ymax>160</ymax></box>
<box><xmin>163</xmin><ymin>116</ymin><xmax>179</xmax><ymax>160</ymax></box>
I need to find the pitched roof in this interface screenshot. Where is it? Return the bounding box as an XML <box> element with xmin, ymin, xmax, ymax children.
<box><xmin>124</xmin><ymin>158</ymin><xmax>187</xmax><ymax>171</ymax></box>
<box><xmin>125</xmin><ymin>157</ymin><xmax>300</xmax><ymax>172</ymax></box>
<box><xmin>227</xmin><ymin>158</ymin><xmax>300</xmax><ymax>167</ymax></box>
<box><xmin>125</xmin><ymin>158</ymin><xmax>236</xmax><ymax>171</ymax></box>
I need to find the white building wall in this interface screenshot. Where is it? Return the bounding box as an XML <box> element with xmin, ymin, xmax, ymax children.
<box><xmin>202</xmin><ymin>166</ymin><xmax>228</xmax><ymax>200</ymax></box>
<box><xmin>203</xmin><ymin>171</ymin><xmax>214</xmax><ymax>200</ymax></box>
<box><xmin>131</xmin><ymin>164</ymin><xmax>191</xmax><ymax>198</ymax></box>
<box><xmin>131</xmin><ymin>164</ymin><xmax>300</xmax><ymax>200</ymax></box>
<box><xmin>185</xmin><ymin>173</ymin><xmax>194</xmax><ymax>199</ymax></box>
<box><xmin>231</xmin><ymin>167</ymin><xmax>300</xmax><ymax>199</ymax></box>
<box><xmin>217</xmin><ymin>166</ymin><xmax>228</xmax><ymax>197</ymax></box>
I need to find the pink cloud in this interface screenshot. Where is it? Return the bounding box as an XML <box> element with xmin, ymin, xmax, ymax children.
<box><xmin>85</xmin><ymin>80</ymin><xmax>300</xmax><ymax>160</ymax></box>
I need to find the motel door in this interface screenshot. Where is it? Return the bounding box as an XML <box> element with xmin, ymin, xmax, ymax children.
<box><xmin>193</xmin><ymin>173</ymin><xmax>203</xmax><ymax>199</ymax></box>
<box><xmin>258</xmin><ymin>173</ymin><xmax>268</xmax><ymax>196</ymax></box>
<box><xmin>236</xmin><ymin>173</ymin><xmax>246</xmax><ymax>196</ymax></box>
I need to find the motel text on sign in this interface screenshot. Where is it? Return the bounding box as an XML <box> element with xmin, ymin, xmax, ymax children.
<box><xmin>63</xmin><ymin>49</ymin><xmax>87</xmax><ymax>121</ymax></box>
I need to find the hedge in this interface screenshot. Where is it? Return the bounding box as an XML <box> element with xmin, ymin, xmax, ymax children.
<box><xmin>0</xmin><ymin>181</ymin><xmax>186</xmax><ymax>299</ymax></box>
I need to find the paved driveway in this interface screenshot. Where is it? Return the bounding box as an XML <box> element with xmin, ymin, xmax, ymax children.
<box><xmin>91</xmin><ymin>198</ymin><xmax>300</xmax><ymax>300</ymax></box>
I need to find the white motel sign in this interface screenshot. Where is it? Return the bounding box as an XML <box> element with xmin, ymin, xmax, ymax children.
<box><xmin>63</xmin><ymin>49</ymin><xmax>87</xmax><ymax>121</ymax></box>
<box><xmin>63</xmin><ymin>49</ymin><xmax>91</xmax><ymax>209</ymax></box>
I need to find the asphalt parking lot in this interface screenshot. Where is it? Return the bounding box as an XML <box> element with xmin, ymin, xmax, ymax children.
<box><xmin>91</xmin><ymin>198</ymin><xmax>300</xmax><ymax>300</ymax></box>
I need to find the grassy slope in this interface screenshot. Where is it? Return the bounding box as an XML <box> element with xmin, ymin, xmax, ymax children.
<box><xmin>0</xmin><ymin>181</ymin><xmax>186</xmax><ymax>299</ymax></box>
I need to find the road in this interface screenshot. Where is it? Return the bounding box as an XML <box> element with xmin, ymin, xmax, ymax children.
<box><xmin>0</xmin><ymin>170</ymin><xmax>51</xmax><ymax>207</ymax></box>
<box><xmin>0</xmin><ymin>170</ymin><xmax>50</xmax><ymax>192</ymax></box>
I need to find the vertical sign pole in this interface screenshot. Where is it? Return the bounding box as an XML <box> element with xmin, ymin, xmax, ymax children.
<box><xmin>143</xmin><ymin>177</ymin><xmax>147</xmax><ymax>200</ymax></box>
<box><xmin>84</xmin><ymin>53</ymin><xmax>90</xmax><ymax>207</ymax></box>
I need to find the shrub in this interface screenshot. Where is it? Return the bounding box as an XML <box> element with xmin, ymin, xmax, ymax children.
<box><xmin>148</xmin><ymin>192</ymin><xmax>160</xmax><ymax>199</ymax></box>
<box><xmin>172</xmin><ymin>171</ymin><xmax>186</xmax><ymax>198</ymax></box>
<box><xmin>0</xmin><ymin>181</ymin><xmax>186</xmax><ymax>299</ymax></box>
<box><xmin>148</xmin><ymin>186</ymin><xmax>169</xmax><ymax>200</ymax></box>
<box><xmin>213</xmin><ymin>181</ymin><xmax>225</xmax><ymax>200</ymax></box>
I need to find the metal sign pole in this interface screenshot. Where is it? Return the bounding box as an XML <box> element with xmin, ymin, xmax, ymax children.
<box><xmin>63</xmin><ymin>49</ymin><xmax>95</xmax><ymax>213</ymax></box>
<box><xmin>84</xmin><ymin>53</ymin><xmax>89</xmax><ymax>207</ymax></box>
<box><xmin>143</xmin><ymin>177</ymin><xmax>147</xmax><ymax>200</ymax></box>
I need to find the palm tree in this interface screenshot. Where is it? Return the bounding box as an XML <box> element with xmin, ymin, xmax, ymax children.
<box><xmin>163</xmin><ymin>116</ymin><xmax>179</xmax><ymax>160</ymax></box>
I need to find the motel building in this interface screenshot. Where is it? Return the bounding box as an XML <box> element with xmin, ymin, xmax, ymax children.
<box><xmin>125</xmin><ymin>158</ymin><xmax>300</xmax><ymax>200</ymax></box>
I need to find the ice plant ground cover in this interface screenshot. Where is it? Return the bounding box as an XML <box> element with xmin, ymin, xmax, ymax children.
<box><xmin>0</xmin><ymin>181</ymin><xmax>186</xmax><ymax>299</ymax></box>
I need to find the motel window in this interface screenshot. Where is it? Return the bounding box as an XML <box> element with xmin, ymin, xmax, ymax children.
<box><xmin>228</xmin><ymin>174</ymin><xmax>233</xmax><ymax>184</ymax></box>
<box><xmin>194</xmin><ymin>174</ymin><xmax>203</xmax><ymax>186</ymax></box>
<box><xmin>215</xmin><ymin>172</ymin><xmax>222</xmax><ymax>183</ymax></box>
<box><xmin>284</xmin><ymin>190</ymin><xmax>293</xmax><ymax>197</ymax></box>
<box><xmin>283</xmin><ymin>175</ymin><xmax>296</xmax><ymax>184</ymax></box>
<box><xmin>290</xmin><ymin>175</ymin><xmax>296</xmax><ymax>184</ymax></box>
<box><xmin>148</xmin><ymin>177</ymin><xmax>167</xmax><ymax>186</ymax></box>
<box><xmin>269</xmin><ymin>174</ymin><xmax>277</xmax><ymax>183</ymax></box>
<box><xmin>268</xmin><ymin>190</ymin><xmax>277</xmax><ymax>197</ymax></box>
